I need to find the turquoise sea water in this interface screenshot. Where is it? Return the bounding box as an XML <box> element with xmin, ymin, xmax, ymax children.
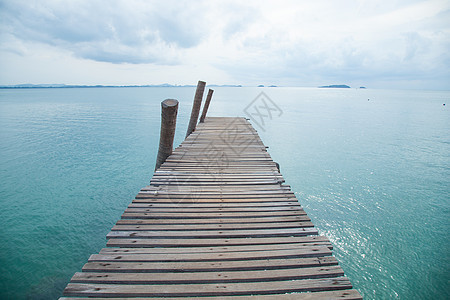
<box><xmin>0</xmin><ymin>87</ymin><xmax>448</xmax><ymax>299</ymax></box>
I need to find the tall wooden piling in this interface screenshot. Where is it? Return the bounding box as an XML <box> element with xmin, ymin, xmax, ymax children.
<box><xmin>185</xmin><ymin>80</ymin><xmax>206</xmax><ymax>138</ymax></box>
<box><xmin>199</xmin><ymin>89</ymin><xmax>214</xmax><ymax>123</ymax></box>
<box><xmin>155</xmin><ymin>99</ymin><xmax>179</xmax><ymax>170</ymax></box>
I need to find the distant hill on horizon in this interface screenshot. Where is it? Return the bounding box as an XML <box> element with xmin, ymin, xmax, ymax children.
<box><xmin>0</xmin><ymin>83</ymin><xmax>192</xmax><ymax>89</ymax></box>
<box><xmin>319</xmin><ymin>84</ymin><xmax>351</xmax><ymax>88</ymax></box>
<box><xmin>0</xmin><ymin>83</ymin><xmax>245</xmax><ymax>89</ymax></box>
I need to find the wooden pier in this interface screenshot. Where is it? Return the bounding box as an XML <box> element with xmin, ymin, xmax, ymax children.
<box><xmin>61</xmin><ymin>117</ymin><xmax>361</xmax><ymax>299</ymax></box>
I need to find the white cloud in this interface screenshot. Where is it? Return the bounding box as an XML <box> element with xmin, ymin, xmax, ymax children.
<box><xmin>0</xmin><ymin>0</ymin><xmax>210</xmax><ymax>64</ymax></box>
<box><xmin>0</xmin><ymin>0</ymin><xmax>449</xmax><ymax>88</ymax></box>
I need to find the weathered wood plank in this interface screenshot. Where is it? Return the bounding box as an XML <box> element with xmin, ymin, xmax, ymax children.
<box><xmin>82</xmin><ymin>256</ymin><xmax>339</xmax><ymax>273</ymax></box>
<box><xmin>123</xmin><ymin>207</ymin><xmax>303</xmax><ymax>214</ymax></box>
<box><xmin>70</xmin><ymin>266</ymin><xmax>344</xmax><ymax>284</ymax></box>
<box><xmin>148</xmin><ymin>175</ymin><xmax>284</xmax><ymax>179</ymax></box>
<box><xmin>116</xmin><ymin>215</ymin><xmax>310</xmax><ymax>224</ymax></box>
<box><xmin>111</xmin><ymin>222</ymin><xmax>314</xmax><ymax>231</ymax></box>
<box><xmin>135</xmin><ymin>193</ymin><xmax>296</xmax><ymax>199</ymax></box>
<box><xmin>141</xmin><ymin>186</ymin><xmax>292</xmax><ymax>191</ymax></box>
<box><xmin>153</xmin><ymin>171</ymin><xmax>281</xmax><ymax>175</ymax></box>
<box><xmin>106</xmin><ymin>227</ymin><xmax>318</xmax><ymax>239</ymax></box>
<box><xmin>106</xmin><ymin>236</ymin><xmax>329</xmax><ymax>248</ymax></box>
<box><xmin>124</xmin><ymin>206</ymin><xmax>303</xmax><ymax>213</ymax></box>
<box><xmin>121</xmin><ymin>211</ymin><xmax>307</xmax><ymax>219</ymax></box>
<box><xmin>132</xmin><ymin>197</ymin><xmax>297</xmax><ymax>203</ymax></box>
<box><xmin>128</xmin><ymin>201</ymin><xmax>300</xmax><ymax>208</ymax></box>
<box><xmin>89</xmin><ymin>247</ymin><xmax>331</xmax><ymax>262</ymax></box>
<box><xmin>64</xmin><ymin>277</ymin><xmax>352</xmax><ymax>297</ymax></box>
<box><xmin>60</xmin><ymin>289</ymin><xmax>363</xmax><ymax>299</ymax></box>
<box><xmin>99</xmin><ymin>242</ymin><xmax>333</xmax><ymax>254</ymax></box>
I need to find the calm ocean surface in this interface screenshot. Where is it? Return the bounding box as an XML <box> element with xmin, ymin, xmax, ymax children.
<box><xmin>0</xmin><ymin>87</ymin><xmax>448</xmax><ymax>299</ymax></box>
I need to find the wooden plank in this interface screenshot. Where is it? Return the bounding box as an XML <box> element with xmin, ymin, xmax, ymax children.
<box><xmin>153</xmin><ymin>171</ymin><xmax>281</xmax><ymax>175</ymax></box>
<box><xmin>137</xmin><ymin>192</ymin><xmax>295</xmax><ymax>198</ymax></box>
<box><xmin>150</xmin><ymin>179</ymin><xmax>284</xmax><ymax>184</ymax></box>
<box><xmin>124</xmin><ymin>206</ymin><xmax>303</xmax><ymax>213</ymax></box>
<box><xmin>121</xmin><ymin>211</ymin><xmax>307</xmax><ymax>219</ymax></box>
<box><xmin>151</xmin><ymin>178</ymin><xmax>285</xmax><ymax>183</ymax></box>
<box><xmin>107</xmin><ymin>236</ymin><xmax>329</xmax><ymax>248</ymax></box>
<box><xmin>106</xmin><ymin>227</ymin><xmax>318</xmax><ymax>239</ymax></box>
<box><xmin>99</xmin><ymin>242</ymin><xmax>333</xmax><ymax>254</ymax></box>
<box><xmin>63</xmin><ymin>277</ymin><xmax>352</xmax><ymax>297</ymax></box>
<box><xmin>155</xmin><ymin>168</ymin><xmax>280</xmax><ymax>173</ymax></box>
<box><xmin>89</xmin><ymin>247</ymin><xmax>331</xmax><ymax>262</ymax></box>
<box><xmin>70</xmin><ymin>266</ymin><xmax>344</xmax><ymax>284</ymax></box>
<box><xmin>116</xmin><ymin>215</ymin><xmax>310</xmax><ymax>224</ymax></box>
<box><xmin>162</xmin><ymin>160</ymin><xmax>276</xmax><ymax>163</ymax></box>
<box><xmin>164</xmin><ymin>158</ymin><xmax>275</xmax><ymax>162</ymax></box>
<box><xmin>139</xmin><ymin>188</ymin><xmax>294</xmax><ymax>193</ymax></box>
<box><xmin>151</xmin><ymin>175</ymin><xmax>284</xmax><ymax>180</ymax></box>
<box><xmin>151</xmin><ymin>177</ymin><xmax>282</xmax><ymax>181</ymax></box>
<box><xmin>131</xmin><ymin>197</ymin><xmax>297</xmax><ymax>203</ymax></box>
<box><xmin>111</xmin><ymin>222</ymin><xmax>314</xmax><ymax>231</ymax></box>
<box><xmin>141</xmin><ymin>186</ymin><xmax>292</xmax><ymax>191</ymax></box>
<box><xmin>128</xmin><ymin>201</ymin><xmax>300</xmax><ymax>208</ymax></box>
<box><xmin>150</xmin><ymin>180</ymin><xmax>282</xmax><ymax>185</ymax></box>
<box><xmin>60</xmin><ymin>289</ymin><xmax>362</xmax><ymax>299</ymax></box>
<box><xmin>137</xmin><ymin>192</ymin><xmax>294</xmax><ymax>197</ymax></box>
<box><xmin>135</xmin><ymin>193</ymin><xmax>296</xmax><ymax>199</ymax></box>
<box><xmin>82</xmin><ymin>256</ymin><xmax>339</xmax><ymax>273</ymax></box>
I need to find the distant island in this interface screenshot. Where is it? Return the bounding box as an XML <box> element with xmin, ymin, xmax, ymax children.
<box><xmin>319</xmin><ymin>84</ymin><xmax>351</xmax><ymax>88</ymax></box>
<box><xmin>0</xmin><ymin>83</ymin><xmax>190</xmax><ymax>89</ymax></box>
<box><xmin>0</xmin><ymin>83</ymin><xmax>242</xmax><ymax>89</ymax></box>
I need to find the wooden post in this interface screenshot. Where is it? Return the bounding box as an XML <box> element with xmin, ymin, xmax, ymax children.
<box><xmin>155</xmin><ymin>99</ymin><xmax>179</xmax><ymax>171</ymax></box>
<box><xmin>185</xmin><ymin>80</ymin><xmax>206</xmax><ymax>138</ymax></box>
<box><xmin>199</xmin><ymin>89</ymin><xmax>214</xmax><ymax>123</ymax></box>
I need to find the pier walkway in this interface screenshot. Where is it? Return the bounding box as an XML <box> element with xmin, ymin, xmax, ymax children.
<box><xmin>62</xmin><ymin>117</ymin><xmax>361</xmax><ymax>299</ymax></box>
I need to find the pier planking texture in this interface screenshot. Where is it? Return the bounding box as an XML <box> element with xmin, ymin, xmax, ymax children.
<box><xmin>61</xmin><ymin>117</ymin><xmax>361</xmax><ymax>299</ymax></box>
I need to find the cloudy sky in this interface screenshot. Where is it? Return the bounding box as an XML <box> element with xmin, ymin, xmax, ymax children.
<box><xmin>0</xmin><ymin>0</ymin><xmax>449</xmax><ymax>89</ymax></box>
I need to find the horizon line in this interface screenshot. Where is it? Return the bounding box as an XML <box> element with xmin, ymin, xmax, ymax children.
<box><xmin>0</xmin><ymin>83</ymin><xmax>449</xmax><ymax>91</ymax></box>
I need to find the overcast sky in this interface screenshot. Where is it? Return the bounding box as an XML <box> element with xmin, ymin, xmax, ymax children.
<box><xmin>0</xmin><ymin>0</ymin><xmax>449</xmax><ymax>89</ymax></box>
